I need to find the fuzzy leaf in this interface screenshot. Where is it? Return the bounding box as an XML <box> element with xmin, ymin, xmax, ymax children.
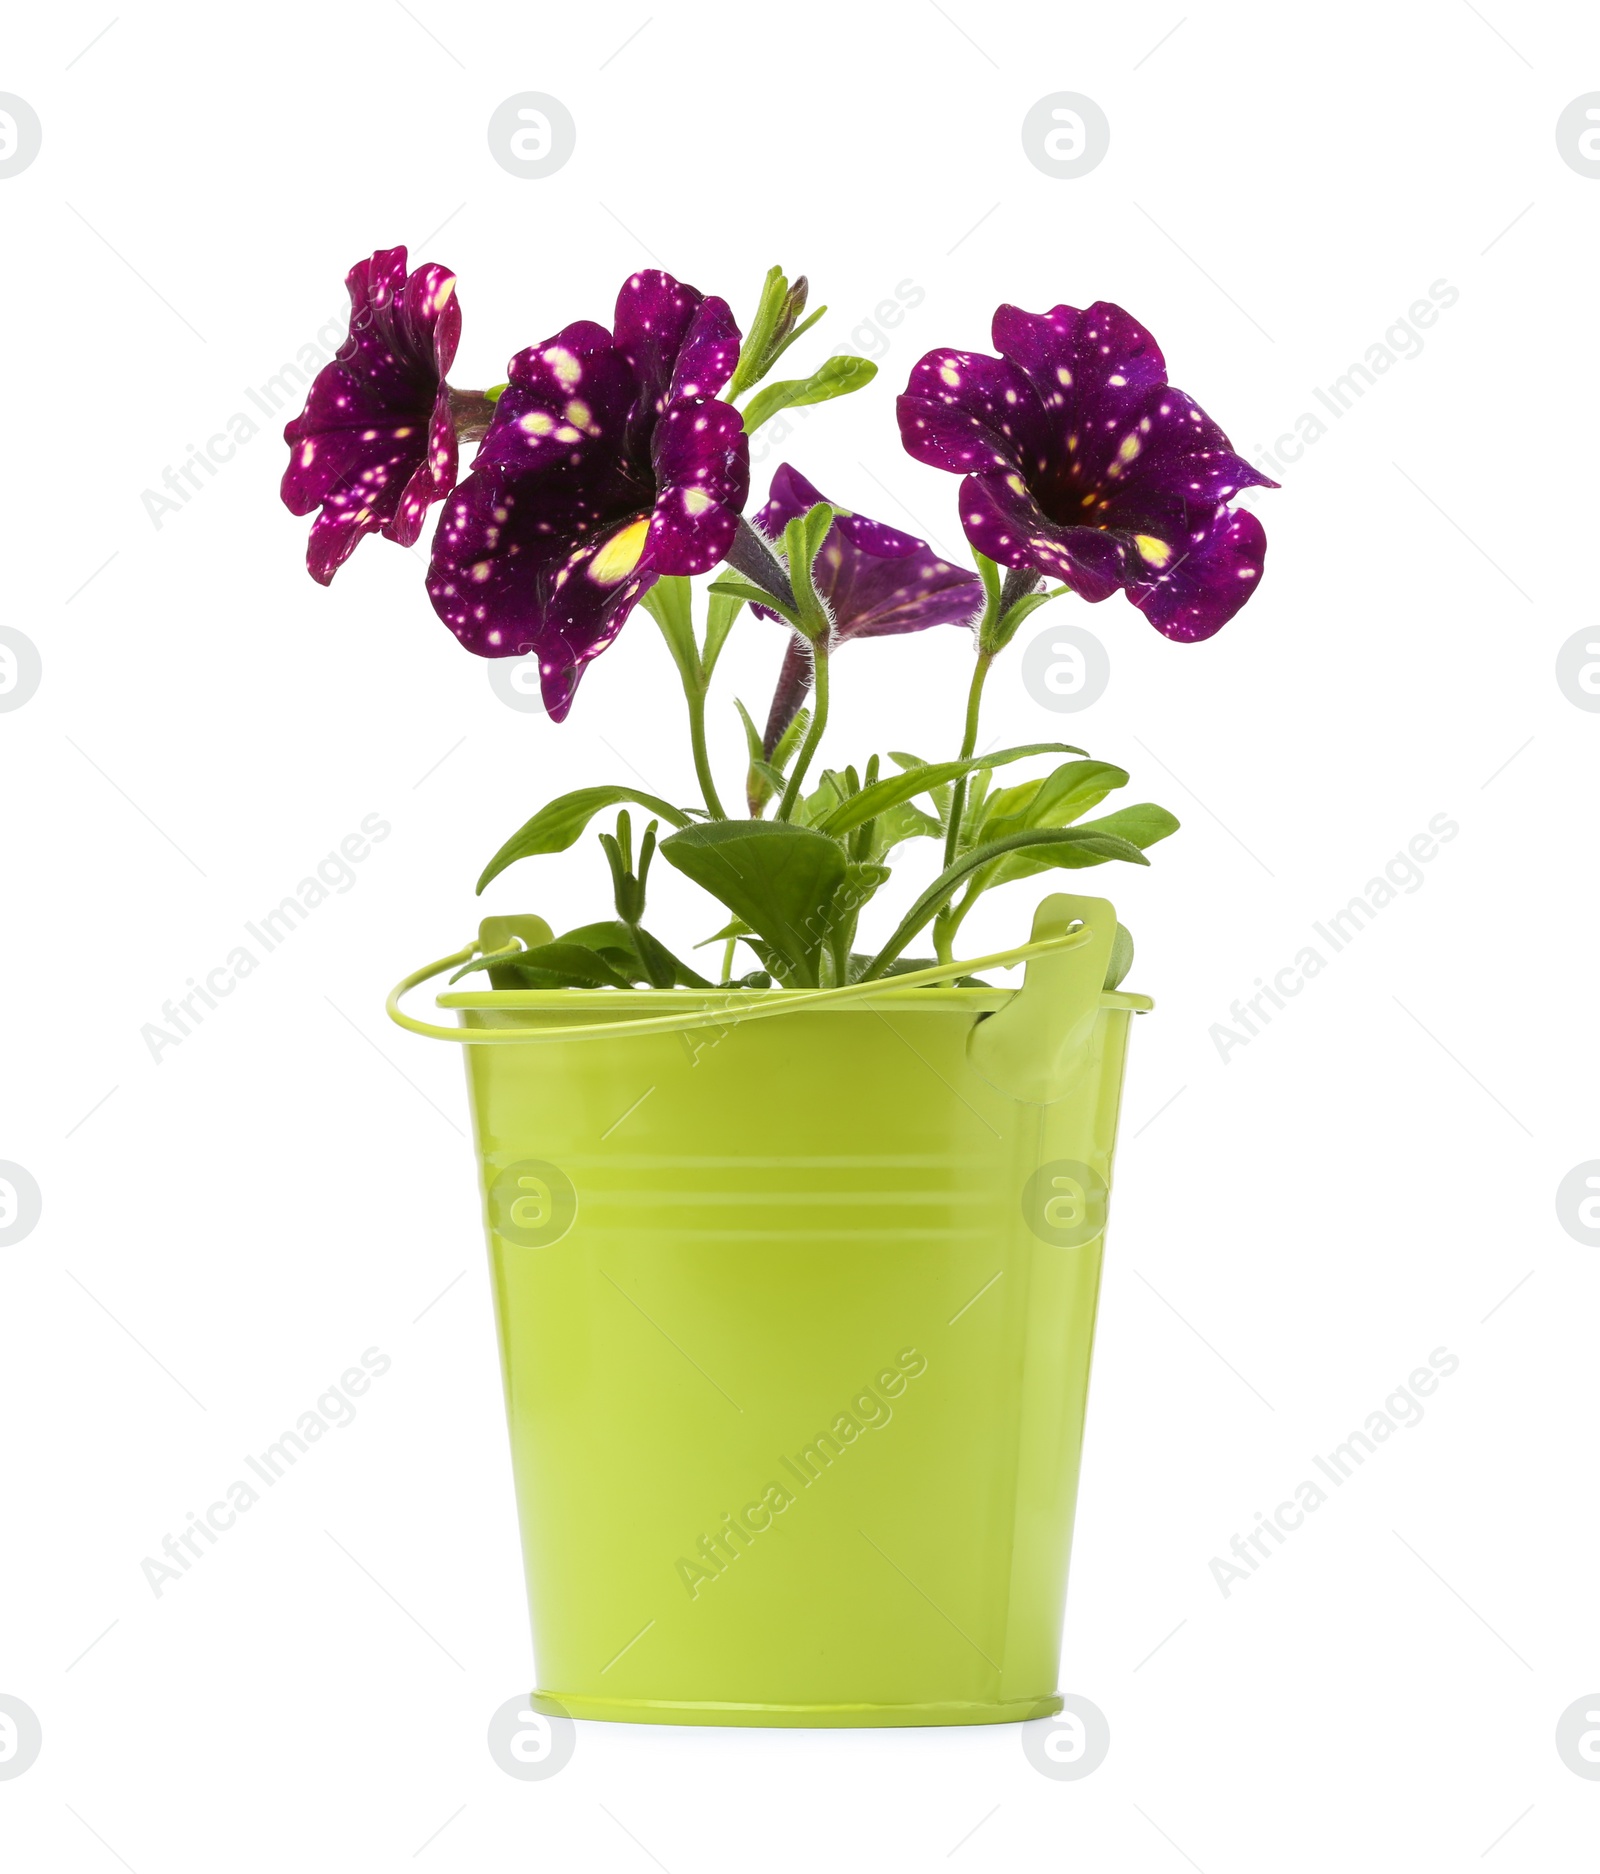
<box><xmin>709</xmin><ymin>576</ymin><xmax>798</xmax><ymax>625</ymax></box>
<box><xmin>733</xmin><ymin>697</ymin><xmax>765</xmax><ymax>766</ymax></box>
<box><xmin>983</xmin><ymin>802</ymin><xmax>1179</xmax><ymax>887</ymax></box>
<box><xmin>860</xmin><ymin>825</ymin><xmax>1154</xmax><ymax>979</ymax></box>
<box><xmin>702</xmin><ymin>587</ymin><xmax>743</xmax><ymax>675</ymax></box>
<box><xmin>742</xmin><ymin>355</ymin><xmax>878</xmax><ymax>434</ymax></box>
<box><xmin>972</xmin><ymin>759</ymin><xmax>1129</xmax><ymax>849</ymax></box>
<box><xmin>450</xmin><ymin>939</ymin><xmax>636</xmax><ymax>990</ymax></box>
<box><xmin>641</xmin><ymin>576</ymin><xmax>696</xmax><ymax>683</ymax></box>
<box><xmin>817</xmin><ymin>743</ymin><xmax>1082</xmax><ymax>837</ymax></box>
<box><xmin>477</xmin><ymin>788</ymin><xmax>692</xmax><ymax>894</ymax></box>
<box><xmin>889</xmin><ymin>750</ymin><xmax>953</xmax><ymax>826</ymax></box>
<box><xmin>867</xmin><ymin>798</ymin><xmax>943</xmax><ymax>860</ymax></box>
<box><xmin>454</xmin><ymin>919</ymin><xmax>710</xmax><ymax>990</ymax></box>
<box><xmin>661</xmin><ymin>819</ymin><xmax>847</xmax><ymax>985</ymax></box>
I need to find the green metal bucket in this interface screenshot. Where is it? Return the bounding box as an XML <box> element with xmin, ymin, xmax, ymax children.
<box><xmin>389</xmin><ymin>893</ymin><xmax>1149</xmax><ymax>1727</ymax></box>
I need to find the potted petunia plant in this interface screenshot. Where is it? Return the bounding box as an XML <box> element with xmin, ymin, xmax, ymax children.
<box><xmin>283</xmin><ymin>249</ymin><xmax>1272</xmax><ymax>1729</ymax></box>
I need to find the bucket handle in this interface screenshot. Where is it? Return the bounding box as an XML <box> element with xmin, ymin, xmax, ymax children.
<box><xmin>385</xmin><ymin>927</ymin><xmax>1093</xmax><ymax>1047</ymax></box>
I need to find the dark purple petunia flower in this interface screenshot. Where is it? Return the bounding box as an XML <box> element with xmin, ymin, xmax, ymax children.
<box><xmin>282</xmin><ymin>247</ymin><xmax>466</xmax><ymax>585</ymax></box>
<box><xmin>427</xmin><ymin>270</ymin><xmax>749</xmax><ymax>720</ymax></box>
<box><xmin>897</xmin><ymin>301</ymin><xmax>1276</xmax><ymax>642</ymax></box>
<box><xmin>752</xmin><ymin>462</ymin><xmax>982</xmax><ymax>745</ymax></box>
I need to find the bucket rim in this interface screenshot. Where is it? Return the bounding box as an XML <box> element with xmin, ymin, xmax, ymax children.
<box><xmin>390</xmin><ymin>907</ymin><xmax>1151</xmax><ymax>1046</ymax></box>
<box><xmin>437</xmin><ymin>984</ymin><xmax>1154</xmax><ymax>1013</ymax></box>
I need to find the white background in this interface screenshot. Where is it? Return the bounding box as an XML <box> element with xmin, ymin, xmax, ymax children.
<box><xmin>2</xmin><ymin>2</ymin><xmax>1597</xmax><ymax>1867</ymax></box>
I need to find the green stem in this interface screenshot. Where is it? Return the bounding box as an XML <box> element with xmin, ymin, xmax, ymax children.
<box><xmin>686</xmin><ymin>678</ymin><xmax>727</xmax><ymax>820</ymax></box>
<box><xmin>777</xmin><ymin>643</ymin><xmax>829</xmax><ymax>821</ymax></box>
<box><xmin>942</xmin><ymin>651</ymin><xmax>993</xmax><ymax>870</ymax></box>
<box><xmin>936</xmin><ymin>878</ymin><xmax>982</xmax><ymax>959</ymax></box>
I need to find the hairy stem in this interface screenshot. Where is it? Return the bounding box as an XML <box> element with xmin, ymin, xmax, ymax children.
<box><xmin>777</xmin><ymin>643</ymin><xmax>829</xmax><ymax>821</ymax></box>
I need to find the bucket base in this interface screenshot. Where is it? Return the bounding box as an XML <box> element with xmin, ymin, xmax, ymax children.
<box><xmin>532</xmin><ymin>1690</ymin><xmax>1064</xmax><ymax>1729</ymax></box>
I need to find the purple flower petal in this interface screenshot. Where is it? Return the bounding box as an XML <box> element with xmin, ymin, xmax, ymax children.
<box><xmin>424</xmin><ymin>270</ymin><xmax>749</xmax><ymax>715</ymax></box>
<box><xmin>991</xmin><ymin>300</ymin><xmax>1166</xmax><ymax>438</ymax></box>
<box><xmin>646</xmin><ymin>400</ymin><xmax>748</xmax><ymax>574</ymax></box>
<box><xmin>670</xmin><ymin>296</ymin><xmax>742</xmax><ymax>403</ymax></box>
<box><xmin>282</xmin><ymin>247</ymin><xmax>463</xmax><ymax>583</ymax></box>
<box><xmin>897</xmin><ymin>299</ymin><xmax>1274</xmax><ymax>638</ymax></box>
<box><xmin>896</xmin><ymin>349</ymin><xmax>1050</xmax><ymax>478</ymax></box>
<box><xmin>426</xmin><ymin>468</ymin><xmax>657</xmax><ymax>720</ymax></box>
<box><xmin>389</xmin><ymin>380</ymin><xmax>458</xmax><ymax>548</ymax></box>
<box><xmin>751</xmin><ymin>463</ymin><xmax>981</xmax><ymax>641</ymax></box>
<box><xmin>613</xmin><ymin>271</ymin><xmax>740</xmax><ymax>420</ymax></box>
<box><xmin>756</xmin><ymin>462</ymin><xmax>922</xmax><ymax>560</ymax></box>
<box><xmin>473</xmin><ymin>323</ymin><xmax>634</xmax><ymax>479</ymax></box>
<box><xmin>749</xmin><ymin>463</ymin><xmax>983</xmax><ymax>749</ymax></box>
<box><xmin>957</xmin><ymin>470</ymin><xmax>1129</xmax><ymax>603</ymax></box>
<box><xmin>1125</xmin><ymin>503</ymin><xmax>1267</xmax><ymax>642</ymax></box>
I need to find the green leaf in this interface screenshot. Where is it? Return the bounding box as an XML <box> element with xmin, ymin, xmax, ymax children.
<box><xmin>634</xmin><ymin>924</ymin><xmax>712</xmax><ymax>989</ymax></box>
<box><xmin>889</xmin><ymin>750</ymin><xmax>953</xmax><ymax>826</ymax></box>
<box><xmin>660</xmin><ymin>819</ymin><xmax>847</xmax><ymax>985</ymax></box>
<box><xmin>833</xmin><ymin>858</ymin><xmax>890</xmax><ymax>925</ymax></box>
<box><xmin>477</xmin><ymin>787</ymin><xmax>693</xmax><ymax>894</ymax></box>
<box><xmin>692</xmin><ymin>917</ymin><xmax>752</xmax><ymax>949</ymax></box>
<box><xmin>450</xmin><ymin>939</ymin><xmax>636</xmax><ymax>990</ymax></box>
<box><xmin>559</xmin><ymin>918</ymin><xmax>711</xmax><ymax>990</ymax></box>
<box><xmin>771</xmin><ymin>703</ymin><xmax>811</xmax><ymax>772</ymax></box>
<box><xmin>727</xmin><ymin>266</ymin><xmax>789</xmax><ymax>402</ymax></box>
<box><xmin>749</xmin><ymin>757</ymin><xmax>791</xmax><ymax>801</ymax></box>
<box><xmin>640</xmin><ymin>576</ymin><xmax>696</xmax><ymax>682</ymax></box>
<box><xmin>710</xmin><ymin>575</ymin><xmax>797</xmax><ymax>626</ymax></box>
<box><xmin>703</xmin><ymin>587</ymin><xmax>743</xmax><ymax>675</ymax></box>
<box><xmin>964</xmin><ymin>763</ymin><xmax>993</xmax><ymax>831</ymax></box>
<box><xmin>728</xmin><ymin>271</ymin><xmax>831</xmax><ymax>401</ymax></box>
<box><xmin>859</xmin><ymin>826</ymin><xmax>1155</xmax><ymax>980</ymax></box>
<box><xmin>742</xmin><ymin>355</ymin><xmax>878</xmax><ymax>434</ymax></box>
<box><xmin>733</xmin><ymin>697</ymin><xmax>765</xmax><ymax>766</ymax></box>
<box><xmin>986</xmin><ymin>583</ymin><xmax>1065</xmax><ymax>655</ymax></box>
<box><xmin>973</xmin><ymin>759</ymin><xmax>1129</xmax><ymax>849</ymax></box>
<box><xmin>763</xmin><ymin>302</ymin><xmax>825</xmax><ymax>373</ymax></box>
<box><xmin>983</xmin><ymin>802</ymin><xmax>1180</xmax><ymax>887</ymax></box>
<box><xmin>781</xmin><ymin>503</ymin><xmax>836</xmax><ymax>641</ymax></box>
<box><xmin>867</xmin><ymin>797</ymin><xmax>942</xmax><ymax>860</ymax></box>
<box><xmin>794</xmin><ymin>766</ymin><xmax>845</xmax><ymax>829</ymax></box>
<box><xmin>820</xmin><ymin>858</ymin><xmax>890</xmax><ymax>981</ymax></box>
<box><xmin>736</xmin><ymin>699</ymin><xmax>810</xmax><ymax>817</ymax></box>
<box><xmin>454</xmin><ymin>919</ymin><xmax>711</xmax><ymax>990</ymax></box>
<box><xmin>816</xmin><ymin>743</ymin><xmax>1084</xmax><ymax>837</ymax></box>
